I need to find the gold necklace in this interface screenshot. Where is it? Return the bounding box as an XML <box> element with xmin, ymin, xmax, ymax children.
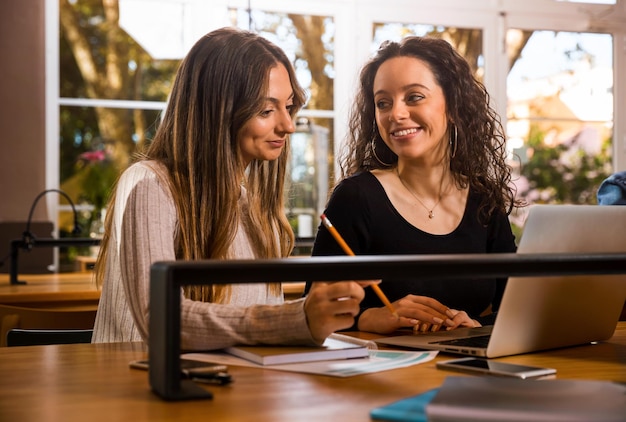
<box><xmin>396</xmin><ymin>167</ymin><xmax>444</xmax><ymax>219</ymax></box>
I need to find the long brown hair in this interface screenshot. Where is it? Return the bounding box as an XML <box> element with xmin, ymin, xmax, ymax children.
<box><xmin>342</xmin><ymin>36</ymin><xmax>520</xmax><ymax>221</ymax></box>
<box><xmin>96</xmin><ymin>28</ymin><xmax>306</xmax><ymax>302</ymax></box>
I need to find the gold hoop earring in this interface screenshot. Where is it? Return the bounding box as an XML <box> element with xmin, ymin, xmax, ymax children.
<box><xmin>449</xmin><ymin>124</ymin><xmax>458</xmax><ymax>159</ymax></box>
<box><xmin>371</xmin><ymin>122</ymin><xmax>393</xmax><ymax>167</ymax></box>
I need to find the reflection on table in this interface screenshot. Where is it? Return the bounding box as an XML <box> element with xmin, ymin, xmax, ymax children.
<box><xmin>0</xmin><ymin>272</ymin><xmax>100</xmax><ymax>308</ymax></box>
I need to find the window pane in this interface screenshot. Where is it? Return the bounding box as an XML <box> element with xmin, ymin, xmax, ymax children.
<box><xmin>506</xmin><ymin>30</ymin><xmax>614</xmax><ymax>207</ymax></box>
<box><xmin>227</xmin><ymin>8</ymin><xmax>336</xmax><ymax>102</ymax></box>
<box><xmin>285</xmin><ymin>117</ymin><xmax>332</xmax><ymax>239</ymax></box>
<box><xmin>228</xmin><ymin>8</ymin><xmax>336</xmax><ymax>243</ymax></box>
<box><xmin>59</xmin><ymin>1</ymin><xmax>179</xmax><ymax>102</ymax></box>
<box><xmin>59</xmin><ymin>104</ymin><xmax>161</xmax><ymax>213</ymax></box>
<box><xmin>372</xmin><ymin>23</ymin><xmax>484</xmax><ymax>82</ymax></box>
<box><xmin>60</xmin><ymin>2</ymin><xmax>337</xmax><ymax>258</ymax></box>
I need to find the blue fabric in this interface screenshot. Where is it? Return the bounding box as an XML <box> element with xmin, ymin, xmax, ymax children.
<box><xmin>597</xmin><ymin>171</ymin><xmax>626</xmax><ymax>205</ymax></box>
<box><xmin>370</xmin><ymin>388</ymin><xmax>439</xmax><ymax>422</ymax></box>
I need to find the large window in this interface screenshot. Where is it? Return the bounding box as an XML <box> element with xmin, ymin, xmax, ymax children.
<box><xmin>48</xmin><ymin>0</ymin><xmax>626</xmax><ymax>268</ymax></box>
<box><xmin>54</xmin><ymin>0</ymin><xmax>341</xmax><ymax>266</ymax></box>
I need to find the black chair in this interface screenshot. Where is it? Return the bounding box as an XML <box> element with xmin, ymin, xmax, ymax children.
<box><xmin>6</xmin><ymin>329</ymin><xmax>93</xmax><ymax>347</ymax></box>
<box><xmin>0</xmin><ymin>304</ymin><xmax>97</xmax><ymax>347</ymax></box>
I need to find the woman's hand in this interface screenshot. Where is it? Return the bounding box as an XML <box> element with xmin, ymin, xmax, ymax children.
<box><xmin>444</xmin><ymin>308</ymin><xmax>481</xmax><ymax>330</ymax></box>
<box><xmin>356</xmin><ymin>294</ymin><xmax>480</xmax><ymax>334</ymax></box>
<box><xmin>357</xmin><ymin>294</ymin><xmax>448</xmax><ymax>334</ymax></box>
<box><xmin>303</xmin><ymin>281</ymin><xmax>372</xmax><ymax>344</ymax></box>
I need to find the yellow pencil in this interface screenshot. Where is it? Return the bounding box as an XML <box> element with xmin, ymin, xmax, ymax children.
<box><xmin>320</xmin><ymin>214</ymin><xmax>399</xmax><ymax>318</ymax></box>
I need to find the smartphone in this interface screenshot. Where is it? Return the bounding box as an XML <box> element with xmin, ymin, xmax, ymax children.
<box><xmin>436</xmin><ymin>357</ymin><xmax>557</xmax><ymax>379</ymax></box>
<box><xmin>129</xmin><ymin>359</ymin><xmax>232</xmax><ymax>384</ymax></box>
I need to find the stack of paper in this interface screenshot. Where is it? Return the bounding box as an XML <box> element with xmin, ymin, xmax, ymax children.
<box><xmin>183</xmin><ymin>333</ymin><xmax>438</xmax><ymax>377</ymax></box>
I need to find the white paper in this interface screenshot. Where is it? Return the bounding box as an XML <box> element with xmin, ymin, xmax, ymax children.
<box><xmin>182</xmin><ymin>349</ymin><xmax>437</xmax><ymax>378</ymax></box>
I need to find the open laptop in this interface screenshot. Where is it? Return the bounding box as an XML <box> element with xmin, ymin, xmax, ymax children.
<box><xmin>375</xmin><ymin>204</ymin><xmax>626</xmax><ymax>358</ymax></box>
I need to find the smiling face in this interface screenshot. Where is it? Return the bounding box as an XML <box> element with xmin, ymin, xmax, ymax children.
<box><xmin>373</xmin><ymin>56</ymin><xmax>449</xmax><ymax>165</ymax></box>
<box><xmin>237</xmin><ymin>63</ymin><xmax>296</xmax><ymax>166</ymax></box>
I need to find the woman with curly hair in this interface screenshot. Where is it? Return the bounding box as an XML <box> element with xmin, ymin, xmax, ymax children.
<box><xmin>308</xmin><ymin>36</ymin><xmax>520</xmax><ymax>335</ymax></box>
<box><xmin>92</xmin><ymin>27</ymin><xmax>369</xmax><ymax>350</ymax></box>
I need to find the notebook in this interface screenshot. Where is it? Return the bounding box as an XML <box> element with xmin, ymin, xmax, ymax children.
<box><xmin>224</xmin><ymin>333</ymin><xmax>372</xmax><ymax>365</ymax></box>
<box><xmin>375</xmin><ymin>204</ymin><xmax>626</xmax><ymax>358</ymax></box>
<box><xmin>424</xmin><ymin>376</ymin><xmax>626</xmax><ymax>422</ymax></box>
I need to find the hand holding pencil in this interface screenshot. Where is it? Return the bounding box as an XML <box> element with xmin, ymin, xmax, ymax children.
<box><xmin>320</xmin><ymin>214</ymin><xmax>399</xmax><ymax>319</ymax></box>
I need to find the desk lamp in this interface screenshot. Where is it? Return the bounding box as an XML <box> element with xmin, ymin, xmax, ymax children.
<box><xmin>8</xmin><ymin>189</ymin><xmax>100</xmax><ymax>285</ymax></box>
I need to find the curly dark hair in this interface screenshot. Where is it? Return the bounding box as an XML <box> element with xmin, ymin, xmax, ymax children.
<box><xmin>341</xmin><ymin>36</ymin><xmax>519</xmax><ymax>221</ymax></box>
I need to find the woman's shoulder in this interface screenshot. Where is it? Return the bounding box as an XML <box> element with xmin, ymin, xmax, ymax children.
<box><xmin>333</xmin><ymin>171</ymin><xmax>386</xmax><ymax>201</ymax></box>
<box><xmin>338</xmin><ymin>171</ymin><xmax>382</xmax><ymax>190</ymax></box>
<box><xmin>330</xmin><ymin>171</ymin><xmax>385</xmax><ymax>201</ymax></box>
<box><xmin>121</xmin><ymin>160</ymin><xmax>165</xmax><ymax>179</ymax></box>
<box><xmin>117</xmin><ymin>161</ymin><xmax>171</xmax><ymax>189</ymax></box>
<box><xmin>325</xmin><ymin>172</ymin><xmax>390</xmax><ymax>219</ymax></box>
<box><xmin>465</xmin><ymin>185</ymin><xmax>513</xmax><ymax>232</ymax></box>
<box><xmin>116</xmin><ymin>161</ymin><xmax>172</xmax><ymax>204</ymax></box>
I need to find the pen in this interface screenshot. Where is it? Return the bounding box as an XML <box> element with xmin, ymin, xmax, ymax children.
<box><xmin>320</xmin><ymin>214</ymin><xmax>399</xmax><ymax>319</ymax></box>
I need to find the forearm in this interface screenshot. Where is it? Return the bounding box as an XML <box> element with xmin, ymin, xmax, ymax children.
<box><xmin>179</xmin><ymin>298</ymin><xmax>317</xmax><ymax>350</ymax></box>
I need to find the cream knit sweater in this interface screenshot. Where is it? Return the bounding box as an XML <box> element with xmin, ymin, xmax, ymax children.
<box><xmin>92</xmin><ymin>161</ymin><xmax>315</xmax><ymax>350</ymax></box>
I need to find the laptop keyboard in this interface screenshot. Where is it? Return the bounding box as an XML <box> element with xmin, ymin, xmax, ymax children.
<box><xmin>433</xmin><ymin>334</ymin><xmax>491</xmax><ymax>348</ymax></box>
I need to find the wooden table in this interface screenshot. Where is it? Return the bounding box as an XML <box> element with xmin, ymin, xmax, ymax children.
<box><xmin>282</xmin><ymin>281</ymin><xmax>305</xmax><ymax>300</ymax></box>
<box><xmin>1</xmin><ymin>323</ymin><xmax>624</xmax><ymax>422</ymax></box>
<box><xmin>0</xmin><ymin>272</ymin><xmax>100</xmax><ymax>309</ymax></box>
<box><xmin>0</xmin><ymin>273</ymin><xmax>305</xmax><ymax>307</ymax></box>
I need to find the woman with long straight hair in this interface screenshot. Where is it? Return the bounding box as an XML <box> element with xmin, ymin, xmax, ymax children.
<box><xmin>92</xmin><ymin>27</ymin><xmax>368</xmax><ymax>350</ymax></box>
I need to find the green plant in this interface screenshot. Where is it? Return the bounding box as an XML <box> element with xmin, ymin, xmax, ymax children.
<box><xmin>76</xmin><ymin>149</ymin><xmax>118</xmax><ymax>216</ymax></box>
<box><xmin>519</xmin><ymin>124</ymin><xmax>612</xmax><ymax>205</ymax></box>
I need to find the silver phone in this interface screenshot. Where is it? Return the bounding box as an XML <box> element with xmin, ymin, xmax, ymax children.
<box><xmin>436</xmin><ymin>357</ymin><xmax>557</xmax><ymax>379</ymax></box>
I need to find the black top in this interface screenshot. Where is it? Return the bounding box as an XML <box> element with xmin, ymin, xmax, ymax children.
<box><xmin>307</xmin><ymin>172</ymin><xmax>517</xmax><ymax>322</ymax></box>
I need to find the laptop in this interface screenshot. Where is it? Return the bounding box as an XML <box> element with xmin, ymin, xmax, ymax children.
<box><xmin>375</xmin><ymin>204</ymin><xmax>626</xmax><ymax>358</ymax></box>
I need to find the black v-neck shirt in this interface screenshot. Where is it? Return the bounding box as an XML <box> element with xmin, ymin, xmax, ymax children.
<box><xmin>309</xmin><ymin>172</ymin><xmax>517</xmax><ymax>319</ymax></box>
